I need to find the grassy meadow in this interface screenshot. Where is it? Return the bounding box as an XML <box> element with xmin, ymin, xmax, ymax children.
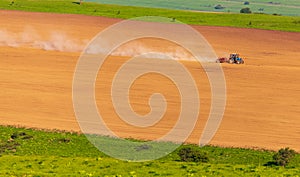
<box><xmin>86</xmin><ymin>0</ymin><xmax>300</xmax><ymax>16</ymax></box>
<box><xmin>0</xmin><ymin>126</ymin><xmax>300</xmax><ymax>176</ymax></box>
<box><xmin>0</xmin><ymin>0</ymin><xmax>299</xmax><ymax>32</ymax></box>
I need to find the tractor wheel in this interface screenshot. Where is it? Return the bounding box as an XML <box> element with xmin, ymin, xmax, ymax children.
<box><xmin>236</xmin><ymin>60</ymin><xmax>241</xmax><ymax>64</ymax></box>
<box><xmin>228</xmin><ymin>59</ymin><xmax>234</xmax><ymax>64</ymax></box>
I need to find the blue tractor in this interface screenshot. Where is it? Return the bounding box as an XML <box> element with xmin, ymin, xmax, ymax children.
<box><xmin>228</xmin><ymin>53</ymin><xmax>244</xmax><ymax>64</ymax></box>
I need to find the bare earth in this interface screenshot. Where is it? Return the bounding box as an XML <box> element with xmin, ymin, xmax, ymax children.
<box><xmin>0</xmin><ymin>10</ymin><xmax>300</xmax><ymax>151</ymax></box>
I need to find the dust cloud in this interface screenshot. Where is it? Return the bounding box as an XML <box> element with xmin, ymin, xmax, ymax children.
<box><xmin>0</xmin><ymin>26</ymin><xmax>204</xmax><ymax>61</ymax></box>
<box><xmin>0</xmin><ymin>26</ymin><xmax>87</xmax><ymax>52</ymax></box>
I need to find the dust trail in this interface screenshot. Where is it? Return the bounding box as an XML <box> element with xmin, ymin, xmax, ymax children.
<box><xmin>112</xmin><ymin>41</ymin><xmax>194</xmax><ymax>60</ymax></box>
<box><xmin>0</xmin><ymin>27</ymin><xmax>210</xmax><ymax>61</ymax></box>
<box><xmin>86</xmin><ymin>40</ymin><xmax>196</xmax><ymax>61</ymax></box>
<box><xmin>0</xmin><ymin>26</ymin><xmax>88</xmax><ymax>52</ymax></box>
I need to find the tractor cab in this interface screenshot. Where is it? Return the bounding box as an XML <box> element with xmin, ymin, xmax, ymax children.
<box><xmin>230</xmin><ymin>53</ymin><xmax>239</xmax><ymax>60</ymax></box>
<box><xmin>229</xmin><ymin>53</ymin><xmax>244</xmax><ymax>64</ymax></box>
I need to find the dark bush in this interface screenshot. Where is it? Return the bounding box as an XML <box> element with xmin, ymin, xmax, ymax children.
<box><xmin>178</xmin><ymin>147</ymin><xmax>209</xmax><ymax>162</ymax></box>
<box><xmin>0</xmin><ymin>141</ymin><xmax>20</xmax><ymax>154</ymax></box>
<box><xmin>214</xmin><ymin>4</ymin><xmax>225</xmax><ymax>10</ymax></box>
<box><xmin>11</xmin><ymin>132</ymin><xmax>27</xmax><ymax>139</ymax></box>
<box><xmin>240</xmin><ymin>7</ymin><xmax>252</xmax><ymax>13</ymax></box>
<box><xmin>273</xmin><ymin>147</ymin><xmax>296</xmax><ymax>167</ymax></box>
<box><xmin>244</xmin><ymin>1</ymin><xmax>250</xmax><ymax>5</ymax></box>
<box><xmin>135</xmin><ymin>144</ymin><xmax>152</xmax><ymax>151</ymax></box>
<box><xmin>293</xmin><ymin>20</ymin><xmax>300</xmax><ymax>24</ymax></box>
<box><xmin>57</xmin><ymin>138</ymin><xmax>71</xmax><ymax>143</ymax></box>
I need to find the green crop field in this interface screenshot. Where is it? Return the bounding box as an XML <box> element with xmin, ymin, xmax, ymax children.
<box><xmin>86</xmin><ymin>0</ymin><xmax>300</xmax><ymax>16</ymax></box>
<box><xmin>0</xmin><ymin>126</ymin><xmax>299</xmax><ymax>176</ymax></box>
<box><xmin>0</xmin><ymin>0</ymin><xmax>300</xmax><ymax>32</ymax></box>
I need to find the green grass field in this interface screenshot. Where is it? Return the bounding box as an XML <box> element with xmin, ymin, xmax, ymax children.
<box><xmin>0</xmin><ymin>126</ymin><xmax>299</xmax><ymax>176</ymax></box>
<box><xmin>86</xmin><ymin>0</ymin><xmax>300</xmax><ymax>16</ymax></box>
<box><xmin>0</xmin><ymin>0</ymin><xmax>300</xmax><ymax>32</ymax></box>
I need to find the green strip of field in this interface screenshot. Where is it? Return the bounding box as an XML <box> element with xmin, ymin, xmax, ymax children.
<box><xmin>86</xmin><ymin>0</ymin><xmax>300</xmax><ymax>16</ymax></box>
<box><xmin>0</xmin><ymin>0</ymin><xmax>300</xmax><ymax>32</ymax></box>
<box><xmin>0</xmin><ymin>126</ymin><xmax>299</xmax><ymax>176</ymax></box>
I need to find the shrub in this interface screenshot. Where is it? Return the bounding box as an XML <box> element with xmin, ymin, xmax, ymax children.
<box><xmin>293</xmin><ymin>20</ymin><xmax>300</xmax><ymax>24</ymax></box>
<box><xmin>240</xmin><ymin>7</ymin><xmax>252</xmax><ymax>13</ymax></box>
<box><xmin>273</xmin><ymin>147</ymin><xmax>296</xmax><ymax>167</ymax></box>
<box><xmin>178</xmin><ymin>147</ymin><xmax>209</xmax><ymax>162</ymax></box>
<box><xmin>272</xmin><ymin>13</ymin><xmax>281</xmax><ymax>16</ymax></box>
<box><xmin>214</xmin><ymin>4</ymin><xmax>225</xmax><ymax>10</ymax></box>
<box><xmin>244</xmin><ymin>1</ymin><xmax>250</xmax><ymax>5</ymax></box>
<box><xmin>134</xmin><ymin>144</ymin><xmax>152</xmax><ymax>151</ymax></box>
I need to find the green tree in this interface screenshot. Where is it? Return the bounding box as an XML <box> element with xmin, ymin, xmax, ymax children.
<box><xmin>214</xmin><ymin>4</ymin><xmax>225</xmax><ymax>10</ymax></box>
<box><xmin>240</xmin><ymin>7</ymin><xmax>252</xmax><ymax>13</ymax></box>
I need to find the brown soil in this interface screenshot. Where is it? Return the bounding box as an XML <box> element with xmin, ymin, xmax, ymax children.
<box><xmin>0</xmin><ymin>10</ymin><xmax>299</xmax><ymax>151</ymax></box>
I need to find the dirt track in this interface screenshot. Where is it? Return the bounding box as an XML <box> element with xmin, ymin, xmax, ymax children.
<box><xmin>1</xmin><ymin>10</ymin><xmax>300</xmax><ymax>151</ymax></box>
